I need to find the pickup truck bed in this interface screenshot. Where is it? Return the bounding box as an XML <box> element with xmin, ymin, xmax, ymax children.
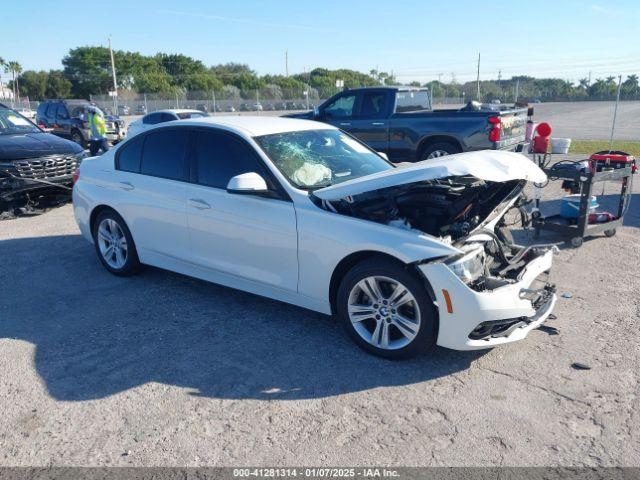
<box><xmin>286</xmin><ymin>87</ymin><xmax>528</xmax><ymax>163</ymax></box>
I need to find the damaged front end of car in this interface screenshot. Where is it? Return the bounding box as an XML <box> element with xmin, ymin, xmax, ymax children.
<box><xmin>0</xmin><ymin>154</ymin><xmax>83</xmax><ymax>215</ymax></box>
<box><xmin>312</xmin><ymin>151</ymin><xmax>558</xmax><ymax>350</ymax></box>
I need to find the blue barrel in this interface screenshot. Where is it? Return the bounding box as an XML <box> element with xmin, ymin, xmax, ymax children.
<box><xmin>560</xmin><ymin>195</ymin><xmax>598</xmax><ymax>219</ymax></box>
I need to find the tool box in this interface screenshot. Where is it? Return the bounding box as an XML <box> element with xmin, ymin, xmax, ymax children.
<box><xmin>589</xmin><ymin>151</ymin><xmax>637</xmax><ymax>172</ymax></box>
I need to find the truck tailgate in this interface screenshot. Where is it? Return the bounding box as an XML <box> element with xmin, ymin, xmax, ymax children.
<box><xmin>495</xmin><ymin>110</ymin><xmax>527</xmax><ymax>150</ymax></box>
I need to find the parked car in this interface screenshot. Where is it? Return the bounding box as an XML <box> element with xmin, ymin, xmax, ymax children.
<box><xmin>196</xmin><ymin>103</ymin><xmax>208</xmax><ymax>113</ymax></box>
<box><xmin>126</xmin><ymin>109</ymin><xmax>208</xmax><ymax>137</ymax></box>
<box><xmin>286</xmin><ymin>87</ymin><xmax>529</xmax><ymax>162</ymax></box>
<box><xmin>225</xmin><ymin>105</ymin><xmax>236</xmax><ymax>113</ymax></box>
<box><xmin>72</xmin><ymin>116</ymin><xmax>556</xmax><ymax>359</ymax></box>
<box><xmin>17</xmin><ymin>108</ymin><xmax>36</xmax><ymax>120</ymax></box>
<box><xmin>275</xmin><ymin>102</ymin><xmax>287</xmax><ymax>111</ymax></box>
<box><xmin>136</xmin><ymin>105</ymin><xmax>148</xmax><ymax>115</ymax></box>
<box><xmin>239</xmin><ymin>103</ymin><xmax>251</xmax><ymax>111</ymax></box>
<box><xmin>117</xmin><ymin>105</ymin><xmax>130</xmax><ymax>116</ymax></box>
<box><xmin>253</xmin><ymin>103</ymin><xmax>263</xmax><ymax>111</ymax></box>
<box><xmin>36</xmin><ymin>99</ymin><xmax>126</xmax><ymax>147</ymax></box>
<box><xmin>0</xmin><ymin>104</ymin><xmax>85</xmax><ymax>213</ymax></box>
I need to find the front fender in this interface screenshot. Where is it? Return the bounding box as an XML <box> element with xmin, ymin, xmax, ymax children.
<box><xmin>295</xmin><ymin>203</ymin><xmax>460</xmax><ymax>308</ymax></box>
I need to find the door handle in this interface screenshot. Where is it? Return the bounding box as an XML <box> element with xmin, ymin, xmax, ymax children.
<box><xmin>371</xmin><ymin>122</ymin><xmax>385</xmax><ymax>126</ymax></box>
<box><xmin>339</xmin><ymin>122</ymin><xmax>351</xmax><ymax>126</ymax></box>
<box><xmin>119</xmin><ymin>181</ymin><xmax>135</xmax><ymax>191</ymax></box>
<box><xmin>189</xmin><ymin>198</ymin><xmax>211</xmax><ymax>210</ymax></box>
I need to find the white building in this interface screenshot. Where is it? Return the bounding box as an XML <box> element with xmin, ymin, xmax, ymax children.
<box><xmin>0</xmin><ymin>85</ymin><xmax>14</xmax><ymax>101</ymax></box>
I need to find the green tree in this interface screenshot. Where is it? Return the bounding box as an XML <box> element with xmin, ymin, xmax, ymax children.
<box><xmin>0</xmin><ymin>57</ymin><xmax>5</xmax><ymax>97</ymax></box>
<box><xmin>45</xmin><ymin>71</ymin><xmax>73</xmax><ymax>99</ymax></box>
<box><xmin>16</xmin><ymin>70</ymin><xmax>47</xmax><ymax>100</ymax></box>
<box><xmin>622</xmin><ymin>74</ymin><xmax>639</xmax><ymax>99</ymax></box>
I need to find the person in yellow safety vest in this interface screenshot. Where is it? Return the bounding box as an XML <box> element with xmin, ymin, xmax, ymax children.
<box><xmin>88</xmin><ymin>107</ymin><xmax>110</xmax><ymax>156</ymax></box>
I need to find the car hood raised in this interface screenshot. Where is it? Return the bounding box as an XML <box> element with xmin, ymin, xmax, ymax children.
<box><xmin>313</xmin><ymin>150</ymin><xmax>546</xmax><ymax>200</ymax></box>
<box><xmin>0</xmin><ymin>132</ymin><xmax>83</xmax><ymax>161</ymax></box>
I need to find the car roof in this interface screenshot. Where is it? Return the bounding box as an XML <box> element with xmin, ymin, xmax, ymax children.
<box><xmin>175</xmin><ymin>115</ymin><xmax>336</xmax><ymax>136</ymax></box>
<box><xmin>150</xmin><ymin>109</ymin><xmax>204</xmax><ymax>115</ymax></box>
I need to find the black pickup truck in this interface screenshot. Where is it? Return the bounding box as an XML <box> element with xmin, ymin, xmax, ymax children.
<box><xmin>286</xmin><ymin>87</ymin><xmax>528</xmax><ymax>162</ymax></box>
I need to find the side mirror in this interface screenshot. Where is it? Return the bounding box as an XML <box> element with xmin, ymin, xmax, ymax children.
<box><xmin>226</xmin><ymin>172</ymin><xmax>269</xmax><ymax>194</ymax></box>
<box><xmin>377</xmin><ymin>152</ymin><xmax>389</xmax><ymax>161</ymax></box>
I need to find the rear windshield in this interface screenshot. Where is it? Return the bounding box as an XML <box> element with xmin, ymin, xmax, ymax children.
<box><xmin>0</xmin><ymin>108</ymin><xmax>40</xmax><ymax>135</ymax></box>
<box><xmin>395</xmin><ymin>90</ymin><xmax>430</xmax><ymax>112</ymax></box>
<box><xmin>176</xmin><ymin>112</ymin><xmax>207</xmax><ymax>119</ymax></box>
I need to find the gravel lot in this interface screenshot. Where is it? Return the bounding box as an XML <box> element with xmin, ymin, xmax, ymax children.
<box><xmin>0</xmin><ymin>156</ymin><xmax>638</xmax><ymax>467</ymax></box>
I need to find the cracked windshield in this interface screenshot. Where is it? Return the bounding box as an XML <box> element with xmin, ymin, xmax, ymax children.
<box><xmin>255</xmin><ymin>129</ymin><xmax>394</xmax><ymax>189</ymax></box>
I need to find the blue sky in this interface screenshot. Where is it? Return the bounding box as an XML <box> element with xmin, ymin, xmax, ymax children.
<box><xmin>2</xmin><ymin>0</ymin><xmax>639</xmax><ymax>83</ymax></box>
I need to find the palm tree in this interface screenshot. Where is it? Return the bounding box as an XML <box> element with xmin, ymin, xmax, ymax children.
<box><xmin>7</xmin><ymin>61</ymin><xmax>22</xmax><ymax>103</ymax></box>
<box><xmin>0</xmin><ymin>57</ymin><xmax>5</xmax><ymax>99</ymax></box>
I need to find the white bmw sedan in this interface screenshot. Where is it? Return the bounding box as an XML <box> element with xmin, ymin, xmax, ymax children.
<box><xmin>73</xmin><ymin>116</ymin><xmax>557</xmax><ymax>359</ymax></box>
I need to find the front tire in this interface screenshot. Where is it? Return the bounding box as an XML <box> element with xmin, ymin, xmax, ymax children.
<box><xmin>92</xmin><ymin>209</ymin><xmax>141</xmax><ymax>276</ymax></box>
<box><xmin>71</xmin><ymin>129</ymin><xmax>86</xmax><ymax>148</ymax></box>
<box><xmin>337</xmin><ymin>258</ymin><xmax>437</xmax><ymax>359</ymax></box>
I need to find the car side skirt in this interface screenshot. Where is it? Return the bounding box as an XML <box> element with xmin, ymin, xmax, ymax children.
<box><xmin>138</xmin><ymin>249</ymin><xmax>332</xmax><ymax>315</ymax></box>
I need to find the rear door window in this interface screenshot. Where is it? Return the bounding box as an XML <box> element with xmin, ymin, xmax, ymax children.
<box><xmin>160</xmin><ymin>112</ymin><xmax>177</xmax><ymax>122</ymax></box>
<box><xmin>45</xmin><ymin>103</ymin><xmax>57</xmax><ymax>117</ymax></box>
<box><xmin>140</xmin><ymin>129</ymin><xmax>190</xmax><ymax>181</ymax></box>
<box><xmin>116</xmin><ymin>136</ymin><xmax>144</xmax><ymax>173</ymax></box>
<box><xmin>56</xmin><ymin>104</ymin><xmax>69</xmax><ymax>119</ymax></box>
<box><xmin>357</xmin><ymin>92</ymin><xmax>387</xmax><ymax>118</ymax></box>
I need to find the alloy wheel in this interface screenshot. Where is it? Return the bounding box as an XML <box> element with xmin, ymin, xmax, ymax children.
<box><xmin>97</xmin><ymin>218</ymin><xmax>128</xmax><ymax>269</ymax></box>
<box><xmin>347</xmin><ymin>275</ymin><xmax>421</xmax><ymax>350</ymax></box>
<box><xmin>427</xmin><ymin>149</ymin><xmax>450</xmax><ymax>159</ymax></box>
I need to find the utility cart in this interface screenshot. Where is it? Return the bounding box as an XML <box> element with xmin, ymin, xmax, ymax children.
<box><xmin>531</xmin><ymin>153</ymin><xmax>634</xmax><ymax>248</ymax></box>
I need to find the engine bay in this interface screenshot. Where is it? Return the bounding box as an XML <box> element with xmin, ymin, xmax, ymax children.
<box><xmin>314</xmin><ymin>175</ymin><xmax>552</xmax><ymax>288</ymax></box>
<box><xmin>315</xmin><ymin>176</ymin><xmax>525</xmax><ymax>240</ymax></box>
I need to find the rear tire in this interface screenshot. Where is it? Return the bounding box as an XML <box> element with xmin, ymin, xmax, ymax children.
<box><xmin>420</xmin><ymin>141</ymin><xmax>460</xmax><ymax>160</ymax></box>
<box><xmin>337</xmin><ymin>258</ymin><xmax>437</xmax><ymax>359</ymax></box>
<box><xmin>92</xmin><ymin>209</ymin><xmax>141</xmax><ymax>276</ymax></box>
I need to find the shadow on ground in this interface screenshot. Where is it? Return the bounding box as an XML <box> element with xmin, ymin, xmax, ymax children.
<box><xmin>0</xmin><ymin>234</ymin><xmax>483</xmax><ymax>402</ymax></box>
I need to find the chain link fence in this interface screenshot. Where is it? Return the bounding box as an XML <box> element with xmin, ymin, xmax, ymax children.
<box><xmin>88</xmin><ymin>88</ymin><xmax>472</xmax><ymax>116</ymax></box>
<box><xmin>89</xmin><ymin>87</ymin><xmax>341</xmax><ymax>116</ymax></box>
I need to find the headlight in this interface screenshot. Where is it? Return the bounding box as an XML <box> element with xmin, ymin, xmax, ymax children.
<box><xmin>445</xmin><ymin>245</ymin><xmax>485</xmax><ymax>283</ymax></box>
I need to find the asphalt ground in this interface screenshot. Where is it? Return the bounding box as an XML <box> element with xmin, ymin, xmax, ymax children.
<box><xmin>0</xmin><ymin>155</ymin><xmax>638</xmax><ymax>466</ymax></box>
<box><xmin>120</xmin><ymin>100</ymin><xmax>640</xmax><ymax>142</ymax></box>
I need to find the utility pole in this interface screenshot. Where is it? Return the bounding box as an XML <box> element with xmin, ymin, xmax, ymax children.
<box><xmin>515</xmin><ymin>78</ymin><xmax>520</xmax><ymax>102</ymax></box>
<box><xmin>498</xmin><ymin>69</ymin><xmax>502</xmax><ymax>99</ymax></box>
<box><xmin>108</xmin><ymin>37</ymin><xmax>118</xmax><ymax>113</ymax></box>
<box><xmin>609</xmin><ymin>75</ymin><xmax>623</xmax><ymax>152</ymax></box>
<box><xmin>285</xmin><ymin>50</ymin><xmax>289</xmax><ymax>77</ymax></box>
<box><xmin>476</xmin><ymin>53</ymin><xmax>481</xmax><ymax>101</ymax></box>
<box><xmin>588</xmin><ymin>70</ymin><xmax>592</xmax><ymax>86</ymax></box>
